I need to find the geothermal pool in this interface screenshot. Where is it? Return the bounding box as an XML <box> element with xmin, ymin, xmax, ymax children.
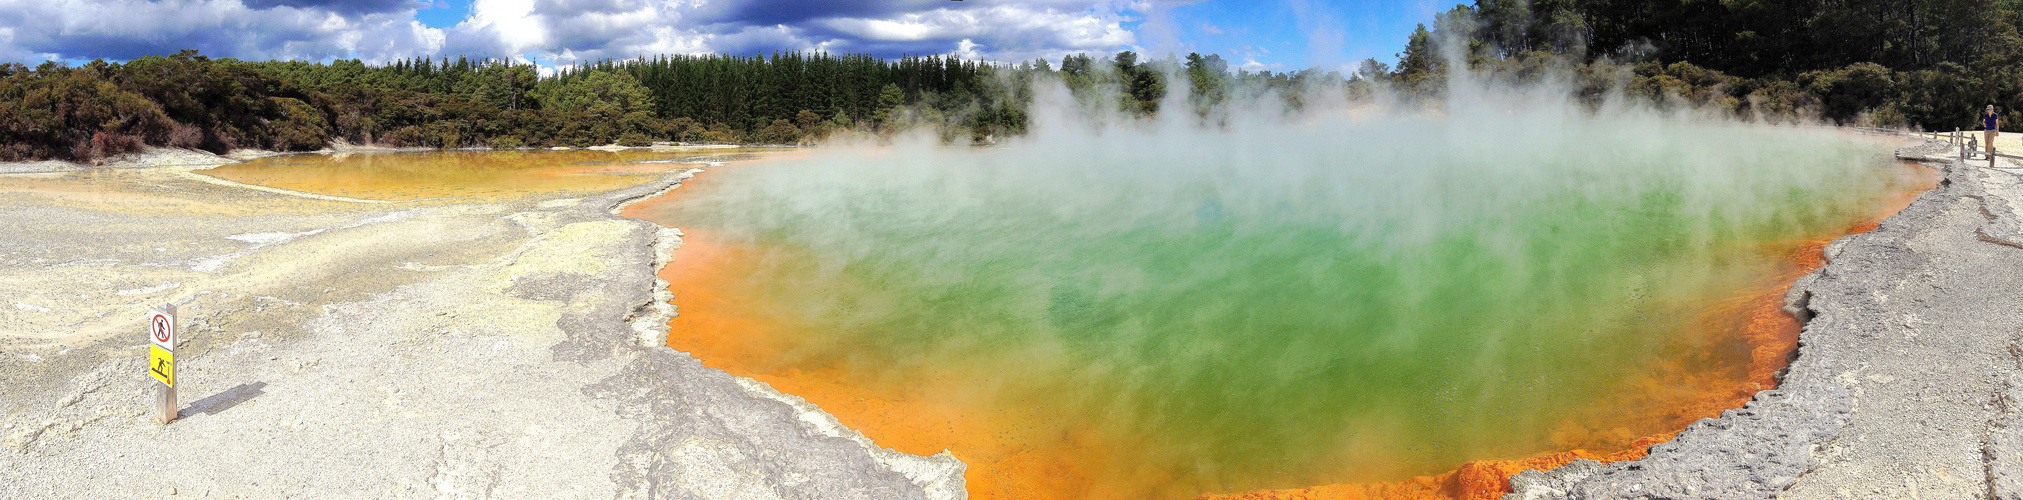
<box><xmin>623</xmin><ymin>116</ymin><xmax>1922</xmax><ymax>498</ymax></box>
<box><xmin>192</xmin><ymin>118</ymin><xmax>1923</xmax><ymax>499</ymax></box>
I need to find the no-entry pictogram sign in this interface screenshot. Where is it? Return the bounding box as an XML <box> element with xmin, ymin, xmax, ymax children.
<box><xmin>151</xmin><ymin>313</ymin><xmax>172</xmax><ymax>345</ymax></box>
<box><xmin>148</xmin><ymin>307</ymin><xmax>174</xmax><ymax>388</ymax></box>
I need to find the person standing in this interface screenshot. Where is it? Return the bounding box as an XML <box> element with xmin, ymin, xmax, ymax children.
<box><xmin>1986</xmin><ymin>105</ymin><xmax>2004</xmax><ymax>154</ymax></box>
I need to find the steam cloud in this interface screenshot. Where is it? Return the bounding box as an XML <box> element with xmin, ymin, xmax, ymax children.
<box><xmin>640</xmin><ymin>65</ymin><xmax>1907</xmax><ymax>493</ymax></box>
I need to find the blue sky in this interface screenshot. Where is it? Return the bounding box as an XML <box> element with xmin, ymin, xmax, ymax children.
<box><xmin>0</xmin><ymin>0</ymin><xmax>1450</xmax><ymax>74</ymax></box>
<box><xmin>1135</xmin><ymin>0</ymin><xmax>1440</xmax><ymax>72</ymax></box>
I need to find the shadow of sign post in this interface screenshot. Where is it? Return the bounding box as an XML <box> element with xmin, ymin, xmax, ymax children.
<box><xmin>185</xmin><ymin>382</ymin><xmax>267</xmax><ymax>418</ymax></box>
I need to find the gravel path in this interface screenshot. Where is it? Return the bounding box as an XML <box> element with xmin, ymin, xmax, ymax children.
<box><xmin>1508</xmin><ymin>140</ymin><xmax>2023</xmax><ymax>499</ymax></box>
<box><xmin>0</xmin><ymin>150</ymin><xmax>963</xmax><ymax>499</ymax></box>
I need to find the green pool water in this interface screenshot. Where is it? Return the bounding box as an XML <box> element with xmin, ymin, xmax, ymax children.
<box><xmin>632</xmin><ymin>111</ymin><xmax>1905</xmax><ymax>493</ymax></box>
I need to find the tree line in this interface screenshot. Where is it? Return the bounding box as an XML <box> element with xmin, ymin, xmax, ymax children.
<box><xmin>0</xmin><ymin>47</ymin><xmax>1302</xmax><ymax>161</ymax></box>
<box><xmin>0</xmin><ymin>50</ymin><xmax>998</xmax><ymax>161</ymax></box>
<box><xmin>4</xmin><ymin>0</ymin><xmax>2020</xmax><ymax>162</ymax></box>
<box><xmin>1376</xmin><ymin>0</ymin><xmax>2023</xmax><ymax>129</ymax></box>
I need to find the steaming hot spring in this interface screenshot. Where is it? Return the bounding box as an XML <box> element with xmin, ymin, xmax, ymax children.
<box><xmin>620</xmin><ymin>85</ymin><xmax>1921</xmax><ymax>498</ymax></box>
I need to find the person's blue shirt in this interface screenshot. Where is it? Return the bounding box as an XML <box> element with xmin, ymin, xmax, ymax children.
<box><xmin>1989</xmin><ymin>112</ymin><xmax>2001</xmax><ymax>131</ymax></box>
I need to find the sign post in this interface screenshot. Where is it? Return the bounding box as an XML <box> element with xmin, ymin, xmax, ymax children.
<box><xmin>148</xmin><ymin>304</ymin><xmax>176</xmax><ymax>424</ymax></box>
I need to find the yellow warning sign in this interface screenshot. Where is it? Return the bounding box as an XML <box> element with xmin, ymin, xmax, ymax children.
<box><xmin>148</xmin><ymin>344</ymin><xmax>174</xmax><ymax>387</ymax></box>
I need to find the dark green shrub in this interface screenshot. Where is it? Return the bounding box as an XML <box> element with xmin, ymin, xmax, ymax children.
<box><xmin>616</xmin><ymin>131</ymin><xmax>653</xmax><ymax>147</ymax></box>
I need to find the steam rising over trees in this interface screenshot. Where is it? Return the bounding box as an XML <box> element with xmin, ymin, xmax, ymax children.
<box><xmin>1385</xmin><ymin>0</ymin><xmax>2023</xmax><ymax>127</ymax></box>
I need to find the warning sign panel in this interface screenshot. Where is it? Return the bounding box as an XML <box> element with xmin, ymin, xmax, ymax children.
<box><xmin>148</xmin><ymin>307</ymin><xmax>174</xmax><ymax>387</ymax></box>
<box><xmin>149</xmin><ymin>309</ymin><xmax>174</xmax><ymax>352</ymax></box>
<box><xmin>149</xmin><ymin>345</ymin><xmax>174</xmax><ymax>387</ymax></box>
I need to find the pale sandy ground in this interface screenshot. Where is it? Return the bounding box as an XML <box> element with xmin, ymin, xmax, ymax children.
<box><xmin>1509</xmin><ymin>136</ymin><xmax>2023</xmax><ymax>499</ymax></box>
<box><xmin>0</xmin><ymin>149</ymin><xmax>962</xmax><ymax>499</ymax></box>
<box><xmin>1921</xmin><ymin>128</ymin><xmax>2023</xmax><ymax>156</ymax></box>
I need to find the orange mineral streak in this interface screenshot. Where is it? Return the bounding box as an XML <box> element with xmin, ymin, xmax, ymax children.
<box><xmin>201</xmin><ymin>149</ymin><xmax>739</xmax><ymax>202</ymax></box>
<box><xmin>1198</xmin><ymin>161</ymin><xmax>1941</xmax><ymax>500</ymax></box>
<box><xmin>656</xmin><ymin>234</ymin><xmax>1121</xmax><ymax>497</ymax></box>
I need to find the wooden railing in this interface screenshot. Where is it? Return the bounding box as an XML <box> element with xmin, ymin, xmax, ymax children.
<box><xmin>1850</xmin><ymin>126</ymin><xmax>2023</xmax><ymax>164</ymax></box>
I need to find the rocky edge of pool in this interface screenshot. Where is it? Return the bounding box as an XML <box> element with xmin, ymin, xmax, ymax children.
<box><xmin>1506</xmin><ymin>139</ymin><xmax>2023</xmax><ymax>499</ymax></box>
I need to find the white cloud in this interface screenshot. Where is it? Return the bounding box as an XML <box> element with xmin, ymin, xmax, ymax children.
<box><xmin>0</xmin><ymin>0</ymin><xmax>444</xmax><ymax>62</ymax></box>
<box><xmin>0</xmin><ymin>27</ymin><xmax>18</xmax><ymax>62</ymax></box>
<box><xmin>847</xmin><ymin>18</ymin><xmax>942</xmax><ymax>42</ymax></box>
<box><xmin>631</xmin><ymin>25</ymin><xmax>712</xmax><ymax>55</ymax></box>
<box><xmin>1238</xmin><ymin>58</ymin><xmax>1282</xmax><ymax>72</ymax></box>
<box><xmin>452</xmin><ymin>0</ymin><xmax>547</xmax><ymax>55</ymax></box>
<box><xmin>0</xmin><ymin>0</ymin><xmax>1146</xmax><ymax>67</ymax></box>
<box><xmin>817</xmin><ymin>4</ymin><xmax>1134</xmax><ymax>63</ymax></box>
<box><xmin>444</xmin><ymin>0</ymin><xmax>745</xmax><ymax>67</ymax></box>
<box><xmin>954</xmin><ymin>39</ymin><xmax>982</xmax><ymax>60</ymax></box>
<box><xmin>351</xmin><ymin>18</ymin><xmax>447</xmax><ymax>61</ymax></box>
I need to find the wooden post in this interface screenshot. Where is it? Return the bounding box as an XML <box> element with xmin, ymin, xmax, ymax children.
<box><xmin>149</xmin><ymin>303</ymin><xmax>177</xmax><ymax>424</ymax></box>
<box><xmin>158</xmin><ymin>384</ymin><xmax>176</xmax><ymax>424</ymax></box>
